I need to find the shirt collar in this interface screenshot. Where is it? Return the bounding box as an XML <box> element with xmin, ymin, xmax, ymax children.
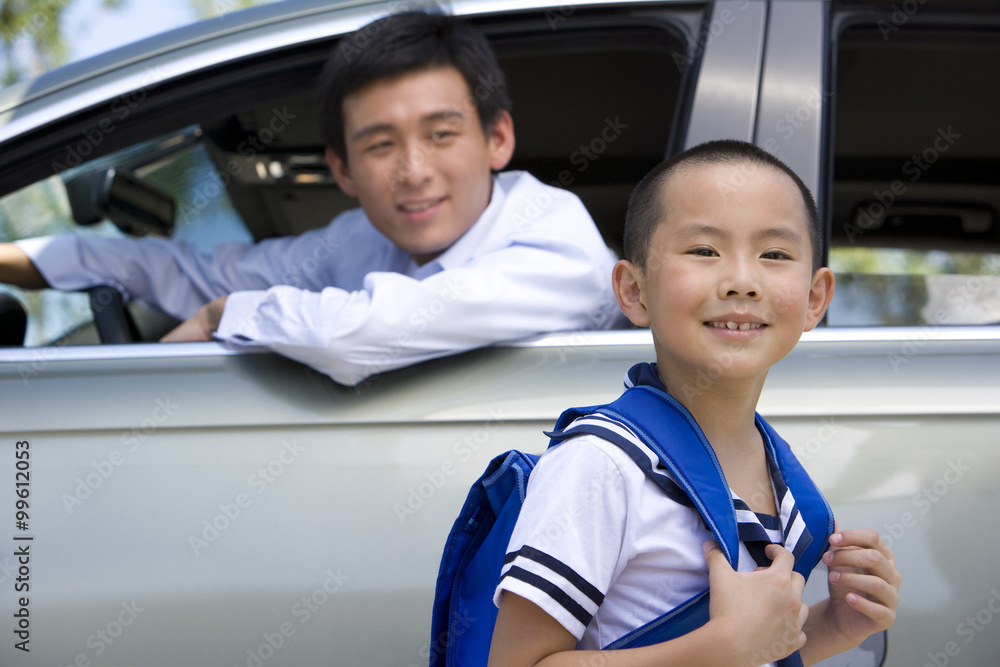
<box><xmin>405</xmin><ymin>174</ymin><xmax>503</xmax><ymax>280</ymax></box>
<box><xmin>626</xmin><ymin>361</ymin><xmax>816</xmax><ymax>565</ymax></box>
<box><xmin>624</xmin><ymin>362</ymin><xmax>666</xmax><ymax>392</ymax></box>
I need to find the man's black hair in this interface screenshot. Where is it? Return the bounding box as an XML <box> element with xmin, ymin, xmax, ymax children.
<box><xmin>623</xmin><ymin>139</ymin><xmax>823</xmax><ymax>271</ymax></box>
<box><xmin>317</xmin><ymin>11</ymin><xmax>511</xmax><ymax>161</ymax></box>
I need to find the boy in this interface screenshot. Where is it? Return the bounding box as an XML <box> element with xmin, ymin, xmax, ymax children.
<box><xmin>0</xmin><ymin>12</ymin><xmax>619</xmax><ymax>385</ymax></box>
<box><xmin>489</xmin><ymin>140</ymin><xmax>901</xmax><ymax>666</ymax></box>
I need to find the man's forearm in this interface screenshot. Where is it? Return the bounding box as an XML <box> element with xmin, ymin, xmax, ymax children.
<box><xmin>0</xmin><ymin>243</ymin><xmax>50</xmax><ymax>289</ymax></box>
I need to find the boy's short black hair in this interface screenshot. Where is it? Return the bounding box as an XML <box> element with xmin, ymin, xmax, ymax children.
<box><xmin>317</xmin><ymin>10</ymin><xmax>512</xmax><ymax>161</ymax></box>
<box><xmin>623</xmin><ymin>139</ymin><xmax>823</xmax><ymax>271</ymax></box>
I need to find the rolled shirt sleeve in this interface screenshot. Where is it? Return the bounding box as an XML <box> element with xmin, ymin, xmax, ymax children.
<box><xmin>214</xmin><ymin>172</ymin><xmax>622</xmax><ymax>385</ymax></box>
<box><xmin>15</xmin><ymin>222</ymin><xmax>358</xmax><ymax>322</ymax></box>
<box><xmin>19</xmin><ymin>171</ymin><xmax>621</xmax><ymax>385</ymax></box>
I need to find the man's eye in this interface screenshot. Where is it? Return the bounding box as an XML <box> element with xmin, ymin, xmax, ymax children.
<box><xmin>431</xmin><ymin>130</ymin><xmax>456</xmax><ymax>142</ymax></box>
<box><xmin>365</xmin><ymin>140</ymin><xmax>393</xmax><ymax>153</ymax></box>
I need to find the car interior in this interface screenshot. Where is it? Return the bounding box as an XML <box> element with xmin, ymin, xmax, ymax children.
<box><xmin>826</xmin><ymin>11</ymin><xmax>1000</xmax><ymax>326</ymax></box>
<box><xmin>198</xmin><ymin>12</ymin><xmax>695</xmax><ymax>259</ymax></box>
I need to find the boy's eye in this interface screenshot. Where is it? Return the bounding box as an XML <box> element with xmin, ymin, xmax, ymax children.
<box><xmin>689</xmin><ymin>247</ymin><xmax>718</xmax><ymax>257</ymax></box>
<box><xmin>762</xmin><ymin>250</ymin><xmax>791</xmax><ymax>260</ymax></box>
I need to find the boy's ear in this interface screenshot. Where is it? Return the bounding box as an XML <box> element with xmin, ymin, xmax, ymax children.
<box><xmin>325</xmin><ymin>147</ymin><xmax>358</xmax><ymax>198</ymax></box>
<box><xmin>612</xmin><ymin>259</ymin><xmax>650</xmax><ymax>327</ymax></box>
<box><xmin>804</xmin><ymin>267</ymin><xmax>835</xmax><ymax>331</ymax></box>
<box><xmin>486</xmin><ymin>110</ymin><xmax>516</xmax><ymax>171</ymax></box>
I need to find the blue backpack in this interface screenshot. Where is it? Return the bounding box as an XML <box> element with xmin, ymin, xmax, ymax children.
<box><xmin>428</xmin><ymin>384</ymin><xmax>834</xmax><ymax>667</ymax></box>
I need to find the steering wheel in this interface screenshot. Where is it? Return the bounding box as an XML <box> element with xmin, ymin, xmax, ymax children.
<box><xmin>0</xmin><ymin>293</ymin><xmax>28</xmax><ymax>346</ymax></box>
<box><xmin>1</xmin><ymin>287</ymin><xmax>140</xmax><ymax>347</ymax></box>
<box><xmin>87</xmin><ymin>285</ymin><xmax>139</xmax><ymax>344</ymax></box>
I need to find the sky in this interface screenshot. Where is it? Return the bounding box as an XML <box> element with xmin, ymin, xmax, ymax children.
<box><xmin>0</xmin><ymin>0</ymin><xmax>284</xmax><ymax>83</ymax></box>
<box><xmin>63</xmin><ymin>0</ymin><xmax>202</xmax><ymax>64</ymax></box>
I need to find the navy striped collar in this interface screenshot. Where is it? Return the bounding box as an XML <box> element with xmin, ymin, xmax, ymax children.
<box><xmin>623</xmin><ymin>362</ymin><xmax>813</xmax><ymax>567</ymax></box>
<box><xmin>734</xmin><ymin>455</ymin><xmax>813</xmax><ymax>567</ymax></box>
<box><xmin>624</xmin><ymin>362</ymin><xmax>665</xmax><ymax>392</ymax></box>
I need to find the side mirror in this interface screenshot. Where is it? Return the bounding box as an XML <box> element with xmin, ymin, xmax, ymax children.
<box><xmin>65</xmin><ymin>169</ymin><xmax>175</xmax><ymax>237</ymax></box>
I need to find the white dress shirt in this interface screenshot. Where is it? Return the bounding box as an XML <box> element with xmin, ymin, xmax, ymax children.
<box><xmin>19</xmin><ymin>171</ymin><xmax>621</xmax><ymax>385</ymax></box>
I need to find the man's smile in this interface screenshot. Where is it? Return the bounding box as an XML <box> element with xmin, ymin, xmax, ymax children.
<box><xmin>398</xmin><ymin>196</ymin><xmax>447</xmax><ymax>213</ymax></box>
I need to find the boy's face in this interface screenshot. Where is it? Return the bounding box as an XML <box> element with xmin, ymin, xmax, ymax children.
<box><xmin>614</xmin><ymin>161</ymin><xmax>834</xmax><ymax>387</ymax></box>
<box><xmin>325</xmin><ymin>66</ymin><xmax>515</xmax><ymax>265</ymax></box>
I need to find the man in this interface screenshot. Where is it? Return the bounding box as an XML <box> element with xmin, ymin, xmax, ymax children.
<box><xmin>0</xmin><ymin>11</ymin><xmax>619</xmax><ymax>386</ymax></box>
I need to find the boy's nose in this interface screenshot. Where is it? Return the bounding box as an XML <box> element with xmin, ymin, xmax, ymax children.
<box><xmin>719</xmin><ymin>259</ymin><xmax>762</xmax><ymax>299</ymax></box>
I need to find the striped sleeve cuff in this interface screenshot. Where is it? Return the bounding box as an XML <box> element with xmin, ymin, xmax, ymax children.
<box><xmin>493</xmin><ymin>545</ymin><xmax>604</xmax><ymax>640</ymax></box>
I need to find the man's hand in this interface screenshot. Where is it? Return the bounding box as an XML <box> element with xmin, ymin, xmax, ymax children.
<box><xmin>161</xmin><ymin>296</ymin><xmax>227</xmax><ymax>342</ymax></box>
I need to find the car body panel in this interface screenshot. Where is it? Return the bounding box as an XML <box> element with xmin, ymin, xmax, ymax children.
<box><xmin>682</xmin><ymin>0</ymin><xmax>766</xmax><ymax>147</ymax></box>
<box><xmin>755</xmin><ymin>0</ymin><xmax>827</xmax><ymax>196</ymax></box>
<box><xmin>2</xmin><ymin>328</ymin><xmax>999</xmax><ymax>664</ymax></box>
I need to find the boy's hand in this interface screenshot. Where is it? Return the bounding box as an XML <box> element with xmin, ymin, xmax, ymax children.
<box><xmin>705</xmin><ymin>541</ymin><xmax>808</xmax><ymax>665</ymax></box>
<box><xmin>821</xmin><ymin>529</ymin><xmax>901</xmax><ymax>643</ymax></box>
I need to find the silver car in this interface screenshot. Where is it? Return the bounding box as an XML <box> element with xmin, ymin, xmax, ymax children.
<box><xmin>1</xmin><ymin>1</ymin><xmax>998</xmax><ymax>665</ymax></box>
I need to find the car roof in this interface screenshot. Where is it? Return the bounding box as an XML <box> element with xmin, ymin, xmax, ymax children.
<box><xmin>0</xmin><ymin>0</ymin><xmax>377</xmax><ymax>141</ymax></box>
<box><xmin>0</xmin><ymin>0</ymin><xmax>695</xmax><ymax>145</ymax></box>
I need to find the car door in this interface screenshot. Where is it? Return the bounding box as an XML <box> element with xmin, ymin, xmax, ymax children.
<box><xmin>753</xmin><ymin>3</ymin><xmax>1000</xmax><ymax>666</ymax></box>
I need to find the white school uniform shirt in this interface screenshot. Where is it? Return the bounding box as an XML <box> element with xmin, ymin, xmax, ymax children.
<box><xmin>18</xmin><ymin>171</ymin><xmax>621</xmax><ymax>385</ymax></box>
<box><xmin>495</xmin><ymin>366</ymin><xmax>801</xmax><ymax>665</ymax></box>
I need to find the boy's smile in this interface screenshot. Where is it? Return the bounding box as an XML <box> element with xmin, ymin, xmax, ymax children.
<box><xmin>705</xmin><ymin>316</ymin><xmax>765</xmax><ymax>337</ymax></box>
<box><xmin>615</xmin><ymin>161</ymin><xmax>834</xmax><ymax>392</ymax></box>
<box><xmin>325</xmin><ymin>66</ymin><xmax>515</xmax><ymax>265</ymax></box>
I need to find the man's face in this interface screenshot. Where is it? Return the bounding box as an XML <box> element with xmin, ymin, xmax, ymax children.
<box><xmin>326</xmin><ymin>66</ymin><xmax>515</xmax><ymax>265</ymax></box>
<box><xmin>618</xmin><ymin>162</ymin><xmax>834</xmax><ymax>391</ymax></box>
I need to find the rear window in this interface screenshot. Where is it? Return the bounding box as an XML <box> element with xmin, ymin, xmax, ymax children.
<box><xmin>827</xmin><ymin>18</ymin><xmax>1000</xmax><ymax>326</ymax></box>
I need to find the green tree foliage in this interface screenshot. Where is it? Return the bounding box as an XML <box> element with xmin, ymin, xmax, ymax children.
<box><xmin>0</xmin><ymin>0</ymin><xmax>271</xmax><ymax>86</ymax></box>
<box><xmin>188</xmin><ymin>0</ymin><xmax>267</xmax><ymax>20</ymax></box>
<box><xmin>0</xmin><ymin>0</ymin><xmax>124</xmax><ymax>85</ymax></box>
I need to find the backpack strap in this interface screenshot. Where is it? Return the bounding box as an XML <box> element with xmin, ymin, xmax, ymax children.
<box><xmin>547</xmin><ymin>385</ymin><xmax>833</xmax><ymax>665</ymax></box>
<box><xmin>756</xmin><ymin>416</ymin><xmax>836</xmax><ymax>578</ymax></box>
<box><xmin>546</xmin><ymin>386</ymin><xmax>741</xmax><ymax>568</ymax></box>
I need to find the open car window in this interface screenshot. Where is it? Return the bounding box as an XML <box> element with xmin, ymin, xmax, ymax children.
<box><xmin>0</xmin><ymin>5</ymin><xmax>701</xmax><ymax>348</ymax></box>
<box><xmin>826</xmin><ymin>13</ymin><xmax>1000</xmax><ymax>327</ymax></box>
<box><xmin>0</xmin><ymin>130</ymin><xmax>253</xmax><ymax>346</ymax></box>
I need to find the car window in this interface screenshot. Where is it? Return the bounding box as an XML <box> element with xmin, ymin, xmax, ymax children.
<box><xmin>495</xmin><ymin>21</ymin><xmax>690</xmax><ymax>258</ymax></box>
<box><xmin>826</xmin><ymin>17</ymin><xmax>1000</xmax><ymax>326</ymax></box>
<box><xmin>205</xmin><ymin>15</ymin><xmax>696</xmax><ymax>262</ymax></box>
<box><xmin>0</xmin><ymin>176</ymin><xmax>93</xmax><ymax>345</ymax></box>
<box><xmin>0</xmin><ymin>130</ymin><xmax>253</xmax><ymax>346</ymax></box>
<box><xmin>1</xmin><ymin>5</ymin><xmax>703</xmax><ymax>348</ymax></box>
